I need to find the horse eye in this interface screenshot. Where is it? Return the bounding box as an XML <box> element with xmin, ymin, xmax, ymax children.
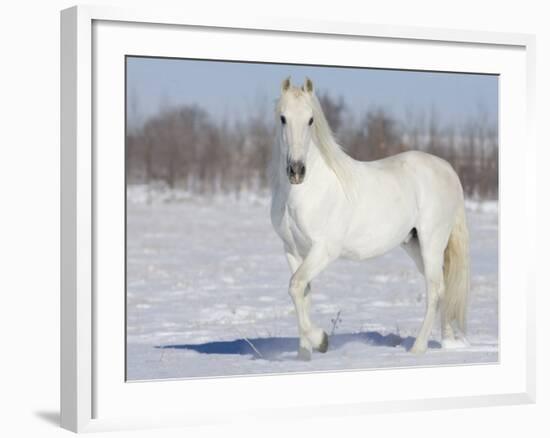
<box><xmin>280</xmin><ymin>115</ymin><xmax>286</xmax><ymax>125</ymax></box>
<box><xmin>308</xmin><ymin>117</ymin><xmax>314</xmax><ymax>126</ymax></box>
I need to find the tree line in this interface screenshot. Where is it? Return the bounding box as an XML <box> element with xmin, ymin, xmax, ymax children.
<box><xmin>126</xmin><ymin>93</ymin><xmax>498</xmax><ymax>199</ymax></box>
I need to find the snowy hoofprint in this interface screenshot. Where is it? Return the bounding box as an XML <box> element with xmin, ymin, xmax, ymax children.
<box><xmin>270</xmin><ymin>77</ymin><xmax>470</xmax><ymax>360</ymax></box>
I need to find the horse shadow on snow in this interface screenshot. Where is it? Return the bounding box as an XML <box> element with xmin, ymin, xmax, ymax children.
<box><xmin>156</xmin><ymin>332</ymin><xmax>441</xmax><ymax>360</ymax></box>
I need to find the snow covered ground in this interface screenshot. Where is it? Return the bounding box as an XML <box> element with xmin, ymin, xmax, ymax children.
<box><xmin>126</xmin><ymin>189</ymin><xmax>498</xmax><ymax>381</ymax></box>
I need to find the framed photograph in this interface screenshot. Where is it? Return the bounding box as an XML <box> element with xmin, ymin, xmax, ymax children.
<box><xmin>61</xmin><ymin>5</ymin><xmax>536</xmax><ymax>433</ymax></box>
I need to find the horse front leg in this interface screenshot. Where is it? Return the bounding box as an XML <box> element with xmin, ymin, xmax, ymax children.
<box><xmin>287</xmin><ymin>245</ymin><xmax>333</xmax><ymax>360</ymax></box>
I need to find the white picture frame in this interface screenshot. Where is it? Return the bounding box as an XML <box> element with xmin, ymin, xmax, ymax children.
<box><xmin>60</xmin><ymin>4</ymin><xmax>536</xmax><ymax>433</ymax></box>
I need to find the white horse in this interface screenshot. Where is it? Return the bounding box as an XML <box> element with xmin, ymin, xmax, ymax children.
<box><xmin>270</xmin><ymin>77</ymin><xmax>470</xmax><ymax>360</ymax></box>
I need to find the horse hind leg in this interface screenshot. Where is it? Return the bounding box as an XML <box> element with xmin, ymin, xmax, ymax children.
<box><xmin>440</xmin><ymin>296</ymin><xmax>470</xmax><ymax>349</ymax></box>
<box><xmin>401</xmin><ymin>228</ymin><xmax>424</xmax><ymax>274</ymax></box>
<box><xmin>403</xmin><ymin>232</ymin><xmax>457</xmax><ymax>347</ymax></box>
<box><xmin>410</xmin><ymin>231</ymin><xmax>447</xmax><ymax>354</ymax></box>
<box><xmin>440</xmin><ymin>302</ymin><xmax>455</xmax><ymax>340</ymax></box>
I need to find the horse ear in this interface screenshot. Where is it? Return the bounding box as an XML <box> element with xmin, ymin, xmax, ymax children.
<box><xmin>281</xmin><ymin>77</ymin><xmax>291</xmax><ymax>93</ymax></box>
<box><xmin>304</xmin><ymin>77</ymin><xmax>314</xmax><ymax>94</ymax></box>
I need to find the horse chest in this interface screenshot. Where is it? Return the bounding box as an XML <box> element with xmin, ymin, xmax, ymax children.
<box><xmin>288</xmin><ymin>206</ymin><xmax>315</xmax><ymax>250</ymax></box>
<box><xmin>272</xmin><ymin>197</ymin><xmax>317</xmax><ymax>255</ymax></box>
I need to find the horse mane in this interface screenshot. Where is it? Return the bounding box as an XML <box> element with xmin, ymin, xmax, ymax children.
<box><xmin>306</xmin><ymin>92</ymin><xmax>356</xmax><ymax>197</ymax></box>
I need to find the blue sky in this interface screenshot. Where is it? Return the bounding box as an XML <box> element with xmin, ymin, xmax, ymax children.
<box><xmin>126</xmin><ymin>56</ymin><xmax>498</xmax><ymax>128</ymax></box>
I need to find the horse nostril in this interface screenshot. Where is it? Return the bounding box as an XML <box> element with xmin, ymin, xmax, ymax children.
<box><xmin>286</xmin><ymin>163</ymin><xmax>293</xmax><ymax>176</ymax></box>
<box><xmin>287</xmin><ymin>160</ymin><xmax>305</xmax><ymax>181</ymax></box>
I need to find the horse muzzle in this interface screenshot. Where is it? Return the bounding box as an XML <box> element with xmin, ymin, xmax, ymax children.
<box><xmin>287</xmin><ymin>160</ymin><xmax>306</xmax><ymax>184</ymax></box>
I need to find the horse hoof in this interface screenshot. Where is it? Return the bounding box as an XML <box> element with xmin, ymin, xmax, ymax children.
<box><xmin>409</xmin><ymin>342</ymin><xmax>427</xmax><ymax>354</ymax></box>
<box><xmin>442</xmin><ymin>337</ymin><xmax>470</xmax><ymax>349</ymax></box>
<box><xmin>315</xmin><ymin>331</ymin><xmax>329</xmax><ymax>353</ymax></box>
<box><xmin>298</xmin><ymin>346</ymin><xmax>312</xmax><ymax>361</ymax></box>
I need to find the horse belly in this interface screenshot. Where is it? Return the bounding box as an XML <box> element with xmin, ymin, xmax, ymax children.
<box><xmin>342</xmin><ymin>197</ymin><xmax>417</xmax><ymax>260</ymax></box>
<box><xmin>341</xmin><ymin>231</ymin><xmax>408</xmax><ymax>260</ymax></box>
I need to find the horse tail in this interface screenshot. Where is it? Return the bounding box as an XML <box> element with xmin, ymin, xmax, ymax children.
<box><xmin>443</xmin><ymin>204</ymin><xmax>470</xmax><ymax>333</ymax></box>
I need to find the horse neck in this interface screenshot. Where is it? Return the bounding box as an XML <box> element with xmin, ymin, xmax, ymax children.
<box><xmin>304</xmin><ymin>138</ymin><xmax>326</xmax><ymax>172</ymax></box>
<box><xmin>300</xmin><ymin>141</ymin><xmax>338</xmax><ymax>190</ymax></box>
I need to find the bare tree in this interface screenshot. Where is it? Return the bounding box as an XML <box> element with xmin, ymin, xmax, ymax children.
<box><xmin>126</xmin><ymin>100</ymin><xmax>498</xmax><ymax>200</ymax></box>
<box><xmin>318</xmin><ymin>92</ymin><xmax>347</xmax><ymax>135</ymax></box>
